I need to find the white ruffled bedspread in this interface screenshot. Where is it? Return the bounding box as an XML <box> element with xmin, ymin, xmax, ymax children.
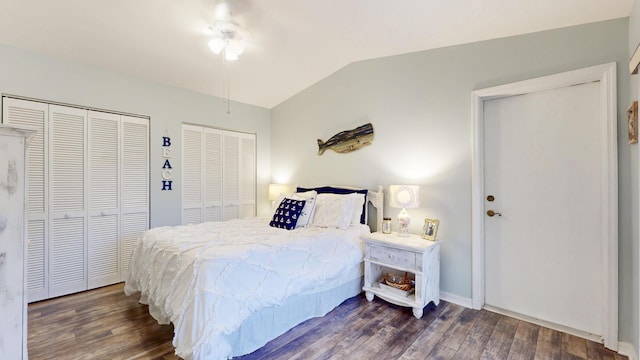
<box><xmin>124</xmin><ymin>218</ymin><xmax>369</xmax><ymax>360</ymax></box>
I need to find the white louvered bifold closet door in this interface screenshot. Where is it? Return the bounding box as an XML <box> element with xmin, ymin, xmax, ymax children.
<box><xmin>239</xmin><ymin>134</ymin><xmax>256</xmax><ymax>218</ymax></box>
<box><xmin>204</xmin><ymin>128</ymin><xmax>223</xmax><ymax>222</ymax></box>
<box><xmin>88</xmin><ymin>111</ymin><xmax>120</xmax><ymax>288</ymax></box>
<box><xmin>182</xmin><ymin>125</ymin><xmax>204</xmax><ymax>224</ymax></box>
<box><xmin>3</xmin><ymin>97</ymin><xmax>149</xmax><ymax>300</ymax></box>
<box><xmin>182</xmin><ymin>125</ymin><xmax>255</xmax><ymax>224</ymax></box>
<box><xmin>120</xmin><ymin>116</ymin><xmax>149</xmax><ymax>281</ymax></box>
<box><xmin>48</xmin><ymin>105</ymin><xmax>88</xmax><ymax>298</ymax></box>
<box><xmin>222</xmin><ymin>133</ymin><xmax>240</xmax><ymax>220</ymax></box>
<box><xmin>2</xmin><ymin>98</ymin><xmax>49</xmax><ymax>302</ymax></box>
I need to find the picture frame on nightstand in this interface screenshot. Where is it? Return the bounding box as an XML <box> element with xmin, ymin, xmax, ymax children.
<box><xmin>421</xmin><ymin>218</ymin><xmax>439</xmax><ymax>241</ymax></box>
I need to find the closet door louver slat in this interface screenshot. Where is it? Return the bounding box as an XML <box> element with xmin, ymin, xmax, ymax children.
<box><xmin>120</xmin><ymin>116</ymin><xmax>149</xmax><ymax>281</ymax></box>
<box><xmin>182</xmin><ymin>125</ymin><xmax>203</xmax><ymax>224</ymax></box>
<box><xmin>223</xmin><ymin>134</ymin><xmax>240</xmax><ymax>221</ymax></box>
<box><xmin>4</xmin><ymin>101</ymin><xmax>47</xmax><ymax>213</ymax></box>
<box><xmin>2</xmin><ymin>98</ymin><xmax>49</xmax><ymax>302</ymax></box>
<box><xmin>204</xmin><ymin>128</ymin><xmax>223</xmax><ymax>222</ymax></box>
<box><xmin>121</xmin><ymin>212</ymin><xmax>148</xmax><ymax>277</ymax></box>
<box><xmin>240</xmin><ymin>135</ymin><xmax>256</xmax><ymax>218</ymax></box>
<box><xmin>49</xmin><ymin>216</ymin><xmax>85</xmax><ymax>297</ymax></box>
<box><xmin>122</xmin><ymin>118</ymin><xmax>149</xmax><ymax>210</ymax></box>
<box><xmin>88</xmin><ymin>111</ymin><xmax>120</xmax><ymax>288</ymax></box>
<box><xmin>48</xmin><ymin>105</ymin><xmax>87</xmax><ymax>297</ymax></box>
<box><xmin>88</xmin><ymin>214</ymin><xmax>119</xmax><ymax>286</ymax></box>
<box><xmin>50</xmin><ymin>107</ymin><xmax>85</xmax><ymax>213</ymax></box>
<box><xmin>26</xmin><ymin>220</ymin><xmax>45</xmax><ymax>297</ymax></box>
<box><xmin>89</xmin><ymin>112</ymin><xmax>119</xmax><ymax>210</ymax></box>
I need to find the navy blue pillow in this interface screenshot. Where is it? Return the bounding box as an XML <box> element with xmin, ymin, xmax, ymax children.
<box><xmin>269</xmin><ymin>197</ymin><xmax>307</xmax><ymax>230</ymax></box>
<box><xmin>296</xmin><ymin>186</ymin><xmax>368</xmax><ymax>224</ymax></box>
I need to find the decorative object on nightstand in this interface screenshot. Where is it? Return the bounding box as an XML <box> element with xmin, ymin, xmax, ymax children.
<box><xmin>389</xmin><ymin>185</ymin><xmax>420</xmax><ymax>237</ymax></box>
<box><xmin>362</xmin><ymin>232</ymin><xmax>440</xmax><ymax>319</ymax></box>
<box><xmin>382</xmin><ymin>217</ymin><xmax>392</xmax><ymax>234</ymax></box>
<box><xmin>421</xmin><ymin>218</ymin><xmax>439</xmax><ymax>241</ymax></box>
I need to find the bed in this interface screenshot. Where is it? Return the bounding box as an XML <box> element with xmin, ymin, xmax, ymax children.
<box><xmin>124</xmin><ymin>185</ymin><xmax>383</xmax><ymax>360</ymax></box>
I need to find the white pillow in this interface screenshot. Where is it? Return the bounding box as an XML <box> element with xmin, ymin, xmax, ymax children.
<box><xmin>349</xmin><ymin>193</ymin><xmax>366</xmax><ymax>226</ymax></box>
<box><xmin>274</xmin><ymin>191</ymin><xmax>317</xmax><ymax>228</ymax></box>
<box><xmin>292</xmin><ymin>191</ymin><xmax>317</xmax><ymax>228</ymax></box>
<box><xmin>311</xmin><ymin>193</ymin><xmax>356</xmax><ymax>230</ymax></box>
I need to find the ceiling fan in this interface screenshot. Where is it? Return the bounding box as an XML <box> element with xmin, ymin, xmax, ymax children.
<box><xmin>205</xmin><ymin>0</ymin><xmax>253</xmax><ymax>61</ymax></box>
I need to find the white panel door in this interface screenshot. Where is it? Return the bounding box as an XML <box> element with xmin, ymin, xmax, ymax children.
<box><xmin>120</xmin><ymin>116</ymin><xmax>149</xmax><ymax>281</ymax></box>
<box><xmin>483</xmin><ymin>82</ymin><xmax>603</xmax><ymax>336</ymax></box>
<box><xmin>88</xmin><ymin>110</ymin><xmax>120</xmax><ymax>288</ymax></box>
<box><xmin>48</xmin><ymin>105</ymin><xmax>87</xmax><ymax>297</ymax></box>
<box><xmin>2</xmin><ymin>98</ymin><xmax>49</xmax><ymax>302</ymax></box>
<box><xmin>182</xmin><ymin>125</ymin><xmax>204</xmax><ymax>224</ymax></box>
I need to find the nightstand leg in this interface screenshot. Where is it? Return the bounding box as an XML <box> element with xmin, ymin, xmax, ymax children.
<box><xmin>365</xmin><ymin>291</ymin><xmax>374</xmax><ymax>302</ymax></box>
<box><xmin>412</xmin><ymin>307</ymin><xmax>423</xmax><ymax>319</ymax></box>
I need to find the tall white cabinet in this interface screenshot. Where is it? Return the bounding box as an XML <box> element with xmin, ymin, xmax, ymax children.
<box><xmin>182</xmin><ymin>124</ymin><xmax>255</xmax><ymax>224</ymax></box>
<box><xmin>2</xmin><ymin>97</ymin><xmax>149</xmax><ymax>302</ymax></box>
<box><xmin>0</xmin><ymin>125</ymin><xmax>34</xmax><ymax>359</ymax></box>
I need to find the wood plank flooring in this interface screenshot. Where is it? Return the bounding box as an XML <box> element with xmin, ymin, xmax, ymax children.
<box><xmin>28</xmin><ymin>283</ymin><xmax>627</xmax><ymax>360</ymax></box>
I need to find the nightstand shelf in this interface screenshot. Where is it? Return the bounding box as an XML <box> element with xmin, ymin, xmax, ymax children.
<box><xmin>362</xmin><ymin>232</ymin><xmax>440</xmax><ymax>319</ymax></box>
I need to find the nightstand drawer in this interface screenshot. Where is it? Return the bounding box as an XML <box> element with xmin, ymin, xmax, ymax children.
<box><xmin>368</xmin><ymin>244</ymin><xmax>417</xmax><ymax>270</ymax></box>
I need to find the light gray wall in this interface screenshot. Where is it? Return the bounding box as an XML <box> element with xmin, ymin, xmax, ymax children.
<box><xmin>628</xmin><ymin>1</ymin><xmax>640</xmax><ymax>355</ymax></box>
<box><xmin>272</xmin><ymin>18</ymin><xmax>634</xmax><ymax>342</ymax></box>
<box><xmin>0</xmin><ymin>44</ymin><xmax>272</xmax><ymax>227</ymax></box>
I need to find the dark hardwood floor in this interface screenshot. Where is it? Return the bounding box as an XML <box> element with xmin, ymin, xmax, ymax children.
<box><xmin>28</xmin><ymin>283</ymin><xmax>627</xmax><ymax>360</ymax></box>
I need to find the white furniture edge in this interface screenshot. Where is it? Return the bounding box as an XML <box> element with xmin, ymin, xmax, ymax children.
<box><xmin>618</xmin><ymin>342</ymin><xmax>638</xmax><ymax>360</ymax></box>
<box><xmin>470</xmin><ymin>62</ymin><xmax>618</xmax><ymax>349</ymax></box>
<box><xmin>0</xmin><ymin>124</ymin><xmax>36</xmax><ymax>360</ymax></box>
<box><xmin>362</xmin><ymin>233</ymin><xmax>440</xmax><ymax>319</ymax></box>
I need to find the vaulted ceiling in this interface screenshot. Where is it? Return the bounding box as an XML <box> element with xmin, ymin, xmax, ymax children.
<box><xmin>0</xmin><ymin>0</ymin><xmax>633</xmax><ymax>108</ymax></box>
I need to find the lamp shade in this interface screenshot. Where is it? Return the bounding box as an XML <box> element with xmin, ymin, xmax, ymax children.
<box><xmin>268</xmin><ymin>184</ymin><xmax>295</xmax><ymax>201</ymax></box>
<box><xmin>389</xmin><ymin>185</ymin><xmax>420</xmax><ymax>209</ymax></box>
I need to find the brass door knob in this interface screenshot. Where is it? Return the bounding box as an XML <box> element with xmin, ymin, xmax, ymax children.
<box><xmin>487</xmin><ymin>210</ymin><xmax>502</xmax><ymax>217</ymax></box>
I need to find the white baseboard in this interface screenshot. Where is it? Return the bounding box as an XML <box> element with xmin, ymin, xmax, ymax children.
<box><xmin>440</xmin><ymin>291</ymin><xmax>472</xmax><ymax>308</ymax></box>
<box><xmin>618</xmin><ymin>342</ymin><xmax>638</xmax><ymax>360</ymax></box>
<box><xmin>484</xmin><ymin>305</ymin><xmax>602</xmax><ymax>344</ymax></box>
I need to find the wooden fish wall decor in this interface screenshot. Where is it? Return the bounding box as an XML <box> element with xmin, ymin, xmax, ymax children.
<box><xmin>317</xmin><ymin>123</ymin><xmax>374</xmax><ymax>155</ymax></box>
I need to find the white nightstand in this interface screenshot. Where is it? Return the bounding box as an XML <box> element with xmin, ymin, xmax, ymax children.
<box><xmin>362</xmin><ymin>232</ymin><xmax>440</xmax><ymax>319</ymax></box>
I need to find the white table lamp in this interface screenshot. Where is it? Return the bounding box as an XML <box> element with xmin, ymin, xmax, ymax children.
<box><xmin>389</xmin><ymin>185</ymin><xmax>420</xmax><ymax>237</ymax></box>
<box><xmin>268</xmin><ymin>184</ymin><xmax>295</xmax><ymax>207</ymax></box>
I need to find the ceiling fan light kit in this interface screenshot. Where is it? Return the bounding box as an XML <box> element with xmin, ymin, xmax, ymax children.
<box><xmin>205</xmin><ymin>1</ymin><xmax>249</xmax><ymax>113</ymax></box>
<box><xmin>206</xmin><ymin>23</ymin><xmax>245</xmax><ymax>61</ymax></box>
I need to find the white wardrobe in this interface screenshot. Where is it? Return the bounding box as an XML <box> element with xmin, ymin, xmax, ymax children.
<box><xmin>2</xmin><ymin>97</ymin><xmax>149</xmax><ymax>302</ymax></box>
<box><xmin>0</xmin><ymin>125</ymin><xmax>33</xmax><ymax>359</ymax></box>
<box><xmin>182</xmin><ymin>124</ymin><xmax>256</xmax><ymax>224</ymax></box>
